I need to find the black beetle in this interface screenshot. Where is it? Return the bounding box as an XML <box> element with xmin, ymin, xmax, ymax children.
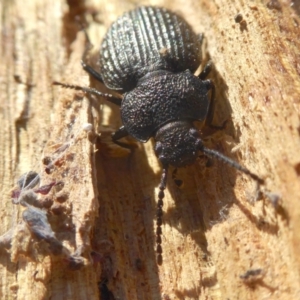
<box><xmin>54</xmin><ymin>6</ymin><xmax>263</xmax><ymax>265</ymax></box>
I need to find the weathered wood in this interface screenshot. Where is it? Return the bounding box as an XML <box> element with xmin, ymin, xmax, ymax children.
<box><xmin>0</xmin><ymin>0</ymin><xmax>300</xmax><ymax>299</ymax></box>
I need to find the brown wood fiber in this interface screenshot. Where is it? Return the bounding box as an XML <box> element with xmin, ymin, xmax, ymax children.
<box><xmin>0</xmin><ymin>0</ymin><xmax>299</xmax><ymax>299</ymax></box>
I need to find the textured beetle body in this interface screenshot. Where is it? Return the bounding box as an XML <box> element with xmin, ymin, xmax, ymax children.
<box><xmin>64</xmin><ymin>5</ymin><xmax>263</xmax><ymax>265</ymax></box>
<box><xmin>97</xmin><ymin>7</ymin><xmax>213</xmax><ymax>264</ymax></box>
<box><xmin>122</xmin><ymin>70</ymin><xmax>210</xmax><ymax>142</ymax></box>
<box><xmin>100</xmin><ymin>6</ymin><xmax>202</xmax><ymax>92</ymax></box>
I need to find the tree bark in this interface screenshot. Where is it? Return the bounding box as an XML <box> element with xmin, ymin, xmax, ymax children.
<box><xmin>0</xmin><ymin>0</ymin><xmax>300</xmax><ymax>299</ymax></box>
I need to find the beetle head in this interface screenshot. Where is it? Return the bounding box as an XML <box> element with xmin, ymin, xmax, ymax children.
<box><xmin>154</xmin><ymin>120</ymin><xmax>203</xmax><ymax>168</ymax></box>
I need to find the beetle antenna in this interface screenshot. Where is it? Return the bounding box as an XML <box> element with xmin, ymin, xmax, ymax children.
<box><xmin>52</xmin><ymin>81</ymin><xmax>122</xmax><ymax>106</ymax></box>
<box><xmin>156</xmin><ymin>166</ymin><xmax>168</xmax><ymax>265</ymax></box>
<box><xmin>201</xmin><ymin>147</ymin><xmax>264</xmax><ymax>185</ymax></box>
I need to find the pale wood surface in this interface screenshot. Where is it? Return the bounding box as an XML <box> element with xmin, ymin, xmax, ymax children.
<box><xmin>0</xmin><ymin>0</ymin><xmax>300</xmax><ymax>299</ymax></box>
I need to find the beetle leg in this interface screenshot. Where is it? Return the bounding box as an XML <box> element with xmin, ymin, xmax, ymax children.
<box><xmin>202</xmin><ymin>79</ymin><xmax>216</xmax><ymax>127</ymax></box>
<box><xmin>198</xmin><ymin>60</ymin><xmax>213</xmax><ymax>80</ymax></box>
<box><xmin>79</xmin><ymin>21</ymin><xmax>105</xmax><ymax>84</ymax></box>
<box><xmin>82</xmin><ymin>62</ymin><xmax>104</xmax><ymax>84</ymax></box>
<box><xmin>198</xmin><ymin>33</ymin><xmax>204</xmax><ymax>46</ymax></box>
<box><xmin>112</xmin><ymin>126</ymin><xmax>137</xmax><ymax>149</ymax></box>
<box><xmin>203</xmin><ymin>79</ymin><xmax>228</xmax><ymax>130</ymax></box>
<box><xmin>112</xmin><ymin>126</ymin><xmax>128</xmax><ymax>140</ymax></box>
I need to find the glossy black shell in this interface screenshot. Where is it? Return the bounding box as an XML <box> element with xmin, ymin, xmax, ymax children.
<box><xmin>100</xmin><ymin>6</ymin><xmax>202</xmax><ymax>92</ymax></box>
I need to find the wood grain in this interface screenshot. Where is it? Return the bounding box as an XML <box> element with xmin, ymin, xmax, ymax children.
<box><xmin>0</xmin><ymin>0</ymin><xmax>299</xmax><ymax>299</ymax></box>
